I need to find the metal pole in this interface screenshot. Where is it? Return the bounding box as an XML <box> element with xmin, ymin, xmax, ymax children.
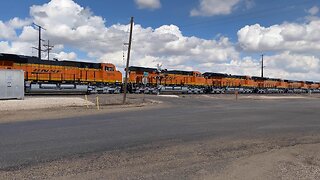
<box><xmin>38</xmin><ymin>27</ymin><xmax>41</xmax><ymax>60</ymax></box>
<box><xmin>123</xmin><ymin>17</ymin><xmax>134</xmax><ymax>104</ymax></box>
<box><xmin>43</xmin><ymin>40</ymin><xmax>54</xmax><ymax>60</ymax></box>
<box><xmin>261</xmin><ymin>54</ymin><xmax>264</xmax><ymax>78</ymax></box>
<box><xmin>47</xmin><ymin>40</ymin><xmax>50</xmax><ymax>61</ymax></box>
<box><xmin>143</xmin><ymin>84</ymin><xmax>146</xmax><ymax>102</ymax></box>
<box><xmin>33</xmin><ymin>23</ymin><xmax>46</xmax><ymax>60</ymax></box>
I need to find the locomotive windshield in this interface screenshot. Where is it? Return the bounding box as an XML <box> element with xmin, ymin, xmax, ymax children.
<box><xmin>105</xmin><ymin>66</ymin><xmax>114</xmax><ymax>71</ymax></box>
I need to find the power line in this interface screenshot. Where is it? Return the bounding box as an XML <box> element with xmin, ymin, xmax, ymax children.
<box><xmin>43</xmin><ymin>40</ymin><xmax>54</xmax><ymax>61</ymax></box>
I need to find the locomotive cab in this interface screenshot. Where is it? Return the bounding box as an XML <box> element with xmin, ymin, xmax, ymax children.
<box><xmin>100</xmin><ymin>63</ymin><xmax>122</xmax><ymax>83</ymax></box>
<box><xmin>102</xmin><ymin>63</ymin><xmax>116</xmax><ymax>71</ymax></box>
<box><xmin>192</xmin><ymin>71</ymin><xmax>206</xmax><ymax>86</ymax></box>
<box><xmin>193</xmin><ymin>71</ymin><xmax>202</xmax><ymax>77</ymax></box>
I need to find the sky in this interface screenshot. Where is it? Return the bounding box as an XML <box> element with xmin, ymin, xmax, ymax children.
<box><xmin>0</xmin><ymin>0</ymin><xmax>319</xmax><ymax>81</ymax></box>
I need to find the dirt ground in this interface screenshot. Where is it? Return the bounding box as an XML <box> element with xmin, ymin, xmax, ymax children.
<box><xmin>1</xmin><ymin>135</ymin><xmax>319</xmax><ymax>180</ymax></box>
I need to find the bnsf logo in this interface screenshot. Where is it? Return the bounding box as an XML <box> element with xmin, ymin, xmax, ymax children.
<box><xmin>32</xmin><ymin>69</ymin><xmax>61</xmax><ymax>74</ymax></box>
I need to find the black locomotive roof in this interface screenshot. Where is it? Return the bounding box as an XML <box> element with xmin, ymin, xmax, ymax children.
<box><xmin>253</xmin><ymin>77</ymin><xmax>282</xmax><ymax>81</ymax></box>
<box><xmin>268</xmin><ymin>78</ymin><xmax>282</xmax><ymax>81</ymax></box>
<box><xmin>252</xmin><ymin>76</ymin><xmax>268</xmax><ymax>80</ymax></box>
<box><xmin>0</xmin><ymin>53</ymin><xmax>101</xmax><ymax>69</ymax></box>
<box><xmin>230</xmin><ymin>75</ymin><xmax>248</xmax><ymax>79</ymax></box>
<box><xmin>128</xmin><ymin>66</ymin><xmax>158</xmax><ymax>72</ymax></box>
<box><xmin>203</xmin><ymin>72</ymin><xmax>229</xmax><ymax>78</ymax></box>
<box><xmin>305</xmin><ymin>81</ymin><xmax>314</xmax><ymax>84</ymax></box>
<box><xmin>165</xmin><ymin>70</ymin><xmax>194</xmax><ymax>76</ymax></box>
<box><xmin>128</xmin><ymin>66</ymin><xmax>195</xmax><ymax>75</ymax></box>
<box><xmin>286</xmin><ymin>80</ymin><xmax>302</xmax><ymax>83</ymax></box>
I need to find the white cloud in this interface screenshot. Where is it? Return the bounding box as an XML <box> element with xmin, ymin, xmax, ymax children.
<box><xmin>52</xmin><ymin>51</ymin><xmax>77</xmax><ymax>60</ymax></box>
<box><xmin>8</xmin><ymin>17</ymin><xmax>32</xmax><ymax>29</ymax></box>
<box><xmin>263</xmin><ymin>52</ymin><xmax>320</xmax><ymax>81</ymax></box>
<box><xmin>19</xmin><ymin>26</ymin><xmax>38</xmax><ymax>42</ymax></box>
<box><xmin>15</xmin><ymin>0</ymin><xmax>238</xmax><ymax>71</ymax></box>
<box><xmin>308</xmin><ymin>6</ymin><xmax>319</xmax><ymax>15</ymax></box>
<box><xmin>99</xmin><ymin>24</ymin><xmax>239</xmax><ymax>72</ymax></box>
<box><xmin>0</xmin><ymin>0</ymin><xmax>239</xmax><ymax>76</ymax></box>
<box><xmin>237</xmin><ymin>20</ymin><xmax>320</xmax><ymax>53</ymax></box>
<box><xmin>134</xmin><ymin>0</ymin><xmax>161</xmax><ymax>10</ymax></box>
<box><xmin>237</xmin><ymin>19</ymin><xmax>320</xmax><ymax>81</ymax></box>
<box><xmin>1</xmin><ymin>0</ymin><xmax>320</xmax><ymax>81</ymax></box>
<box><xmin>268</xmin><ymin>52</ymin><xmax>320</xmax><ymax>73</ymax></box>
<box><xmin>0</xmin><ymin>41</ymin><xmax>34</xmax><ymax>55</ymax></box>
<box><xmin>0</xmin><ymin>41</ymin><xmax>11</xmax><ymax>52</ymax></box>
<box><xmin>190</xmin><ymin>0</ymin><xmax>241</xmax><ymax>17</ymax></box>
<box><xmin>0</xmin><ymin>21</ymin><xmax>16</xmax><ymax>40</ymax></box>
<box><xmin>208</xmin><ymin>52</ymin><xmax>320</xmax><ymax>81</ymax></box>
<box><xmin>198</xmin><ymin>56</ymin><xmax>260</xmax><ymax>76</ymax></box>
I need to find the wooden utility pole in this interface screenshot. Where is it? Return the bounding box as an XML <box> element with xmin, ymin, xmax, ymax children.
<box><xmin>122</xmin><ymin>17</ymin><xmax>134</xmax><ymax>104</ymax></box>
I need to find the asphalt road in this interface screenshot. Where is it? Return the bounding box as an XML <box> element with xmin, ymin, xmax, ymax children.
<box><xmin>1</xmin><ymin>95</ymin><xmax>320</xmax><ymax>170</ymax></box>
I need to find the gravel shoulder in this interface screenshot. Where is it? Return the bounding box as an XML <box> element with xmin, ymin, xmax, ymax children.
<box><xmin>215</xmin><ymin>142</ymin><xmax>320</xmax><ymax>180</ymax></box>
<box><xmin>0</xmin><ymin>97</ymin><xmax>94</xmax><ymax>111</ymax></box>
<box><xmin>1</xmin><ymin>135</ymin><xmax>319</xmax><ymax>180</ymax></box>
<box><xmin>0</xmin><ymin>94</ymin><xmax>163</xmax><ymax>124</ymax></box>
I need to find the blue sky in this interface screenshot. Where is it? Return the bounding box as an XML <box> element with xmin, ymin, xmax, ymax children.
<box><xmin>0</xmin><ymin>0</ymin><xmax>320</xmax><ymax>81</ymax></box>
<box><xmin>1</xmin><ymin>0</ymin><xmax>318</xmax><ymax>40</ymax></box>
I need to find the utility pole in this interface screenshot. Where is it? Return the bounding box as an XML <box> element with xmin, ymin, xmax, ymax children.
<box><xmin>261</xmin><ymin>54</ymin><xmax>264</xmax><ymax>78</ymax></box>
<box><xmin>43</xmin><ymin>40</ymin><xmax>54</xmax><ymax>60</ymax></box>
<box><xmin>33</xmin><ymin>23</ymin><xmax>46</xmax><ymax>60</ymax></box>
<box><xmin>122</xmin><ymin>17</ymin><xmax>134</xmax><ymax>104</ymax></box>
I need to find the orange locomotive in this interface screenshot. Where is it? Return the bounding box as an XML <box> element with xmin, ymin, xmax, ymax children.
<box><xmin>128</xmin><ymin>67</ymin><xmax>206</xmax><ymax>87</ymax></box>
<box><xmin>0</xmin><ymin>53</ymin><xmax>122</xmax><ymax>94</ymax></box>
<box><xmin>128</xmin><ymin>66</ymin><xmax>320</xmax><ymax>94</ymax></box>
<box><xmin>128</xmin><ymin>66</ymin><xmax>207</xmax><ymax>93</ymax></box>
<box><xmin>203</xmin><ymin>73</ymin><xmax>258</xmax><ymax>93</ymax></box>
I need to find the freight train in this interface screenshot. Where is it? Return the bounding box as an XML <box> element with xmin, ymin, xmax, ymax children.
<box><xmin>0</xmin><ymin>53</ymin><xmax>319</xmax><ymax>94</ymax></box>
<box><xmin>127</xmin><ymin>66</ymin><xmax>320</xmax><ymax>94</ymax></box>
